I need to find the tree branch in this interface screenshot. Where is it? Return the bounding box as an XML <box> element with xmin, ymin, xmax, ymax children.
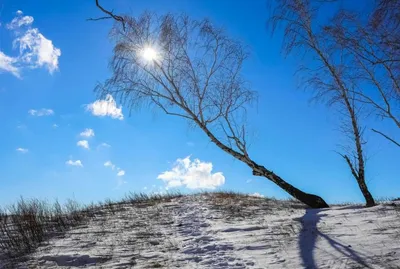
<box><xmin>371</xmin><ymin>128</ymin><xmax>400</xmax><ymax>147</ymax></box>
<box><xmin>341</xmin><ymin>153</ymin><xmax>360</xmax><ymax>180</ymax></box>
<box><xmin>88</xmin><ymin>0</ymin><xmax>125</xmax><ymax>31</ymax></box>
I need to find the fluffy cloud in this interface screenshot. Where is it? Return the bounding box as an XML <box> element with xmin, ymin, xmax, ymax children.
<box><xmin>250</xmin><ymin>192</ymin><xmax>264</xmax><ymax>198</ymax></box>
<box><xmin>86</xmin><ymin>94</ymin><xmax>123</xmax><ymax>120</ymax></box>
<box><xmin>77</xmin><ymin>140</ymin><xmax>89</xmax><ymax>149</ymax></box>
<box><xmin>16</xmin><ymin>147</ymin><xmax>28</xmax><ymax>153</ymax></box>
<box><xmin>104</xmin><ymin>161</ymin><xmax>116</xmax><ymax>170</ymax></box>
<box><xmin>1</xmin><ymin>10</ymin><xmax>61</xmax><ymax>77</ymax></box>
<box><xmin>28</xmin><ymin>108</ymin><xmax>54</xmax><ymax>116</ymax></box>
<box><xmin>15</xmin><ymin>28</ymin><xmax>61</xmax><ymax>73</ymax></box>
<box><xmin>157</xmin><ymin>156</ymin><xmax>225</xmax><ymax>189</ymax></box>
<box><xmin>66</xmin><ymin>160</ymin><xmax>83</xmax><ymax>167</ymax></box>
<box><xmin>7</xmin><ymin>14</ymin><xmax>34</xmax><ymax>29</ymax></box>
<box><xmin>80</xmin><ymin>128</ymin><xmax>94</xmax><ymax>137</ymax></box>
<box><xmin>117</xmin><ymin>170</ymin><xmax>125</xmax><ymax>176</ymax></box>
<box><xmin>0</xmin><ymin>52</ymin><xmax>20</xmax><ymax>77</ymax></box>
<box><xmin>104</xmin><ymin>161</ymin><xmax>125</xmax><ymax>177</ymax></box>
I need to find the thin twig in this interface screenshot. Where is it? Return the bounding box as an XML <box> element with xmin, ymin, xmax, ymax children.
<box><xmin>371</xmin><ymin>128</ymin><xmax>400</xmax><ymax>147</ymax></box>
<box><xmin>87</xmin><ymin>0</ymin><xmax>125</xmax><ymax>31</ymax></box>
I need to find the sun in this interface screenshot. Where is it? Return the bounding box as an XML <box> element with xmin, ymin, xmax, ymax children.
<box><xmin>141</xmin><ymin>47</ymin><xmax>158</xmax><ymax>62</ymax></box>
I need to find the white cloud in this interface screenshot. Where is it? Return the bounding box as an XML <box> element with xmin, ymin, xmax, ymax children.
<box><xmin>86</xmin><ymin>94</ymin><xmax>123</xmax><ymax>120</ymax></box>
<box><xmin>7</xmin><ymin>15</ymin><xmax>34</xmax><ymax>30</ymax></box>
<box><xmin>66</xmin><ymin>160</ymin><xmax>83</xmax><ymax>167</ymax></box>
<box><xmin>80</xmin><ymin>128</ymin><xmax>94</xmax><ymax>137</ymax></box>
<box><xmin>16</xmin><ymin>147</ymin><xmax>28</xmax><ymax>153</ymax></box>
<box><xmin>28</xmin><ymin>108</ymin><xmax>54</xmax><ymax>116</ymax></box>
<box><xmin>117</xmin><ymin>170</ymin><xmax>125</xmax><ymax>176</ymax></box>
<box><xmin>104</xmin><ymin>161</ymin><xmax>116</xmax><ymax>170</ymax></box>
<box><xmin>151</xmin><ymin>186</ymin><xmax>168</xmax><ymax>195</ymax></box>
<box><xmin>98</xmin><ymin>142</ymin><xmax>111</xmax><ymax>149</ymax></box>
<box><xmin>0</xmin><ymin>10</ymin><xmax>61</xmax><ymax>77</ymax></box>
<box><xmin>14</xmin><ymin>28</ymin><xmax>61</xmax><ymax>73</ymax></box>
<box><xmin>250</xmin><ymin>192</ymin><xmax>264</xmax><ymax>198</ymax></box>
<box><xmin>77</xmin><ymin>140</ymin><xmax>89</xmax><ymax>149</ymax></box>
<box><xmin>104</xmin><ymin>161</ymin><xmax>125</xmax><ymax>177</ymax></box>
<box><xmin>246</xmin><ymin>179</ymin><xmax>252</xmax><ymax>184</ymax></box>
<box><xmin>0</xmin><ymin>52</ymin><xmax>20</xmax><ymax>77</ymax></box>
<box><xmin>52</xmin><ymin>123</ymin><xmax>58</xmax><ymax>128</ymax></box>
<box><xmin>157</xmin><ymin>156</ymin><xmax>225</xmax><ymax>189</ymax></box>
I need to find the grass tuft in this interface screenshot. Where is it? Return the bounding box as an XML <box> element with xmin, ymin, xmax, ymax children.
<box><xmin>0</xmin><ymin>197</ymin><xmax>90</xmax><ymax>259</ymax></box>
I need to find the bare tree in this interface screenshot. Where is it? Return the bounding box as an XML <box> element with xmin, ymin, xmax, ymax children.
<box><xmin>269</xmin><ymin>0</ymin><xmax>376</xmax><ymax>206</ymax></box>
<box><xmin>92</xmin><ymin>5</ymin><xmax>329</xmax><ymax>208</ymax></box>
<box><xmin>321</xmin><ymin>0</ymin><xmax>399</xmax><ymax>148</ymax></box>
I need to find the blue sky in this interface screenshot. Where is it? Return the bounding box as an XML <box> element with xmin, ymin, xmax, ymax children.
<box><xmin>0</xmin><ymin>0</ymin><xmax>398</xmax><ymax>206</ymax></box>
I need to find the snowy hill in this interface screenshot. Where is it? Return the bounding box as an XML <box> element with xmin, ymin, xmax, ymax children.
<box><xmin>2</xmin><ymin>193</ymin><xmax>400</xmax><ymax>268</ymax></box>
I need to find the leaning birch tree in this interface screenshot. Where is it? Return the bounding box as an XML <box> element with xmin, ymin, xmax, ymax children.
<box><xmin>91</xmin><ymin>3</ymin><xmax>329</xmax><ymax>208</ymax></box>
<box><xmin>269</xmin><ymin>0</ymin><xmax>376</xmax><ymax>206</ymax></box>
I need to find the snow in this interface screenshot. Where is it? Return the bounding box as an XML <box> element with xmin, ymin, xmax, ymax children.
<box><xmin>4</xmin><ymin>194</ymin><xmax>400</xmax><ymax>268</ymax></box>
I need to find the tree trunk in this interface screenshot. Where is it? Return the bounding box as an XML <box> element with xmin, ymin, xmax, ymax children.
<box><xmin>356</xmin><ymin>170</ymin><xmax>376</xmax><ymax>207</ymax></box>
<box><xmin>344</xmin><ymin>97</ymin><xmax>376</xmax><ymax>207</ymax></box>
<box><xmin>357</xmin><ymin>180</ymin><xmax>375</xmax><ymax>207</ymax></box>
<box><xmin>313</xmin><ymin>44</ymin><xmax>376</xmax><ymax>208</ymax></box>
<box><xmin>196</xmin><ymin>122</ymin><xmax>330</xmax><ymax>208</ymax></box>
<box><xmin>252</xmin><ymin>163</ymin><xmax>329</xmax><ymax>208</ymax></box>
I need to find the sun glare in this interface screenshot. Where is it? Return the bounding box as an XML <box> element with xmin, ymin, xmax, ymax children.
<box><xmin>142</xmin><ymin>47</ymin><xmax>158</xmax><ymax>62</ymax></box>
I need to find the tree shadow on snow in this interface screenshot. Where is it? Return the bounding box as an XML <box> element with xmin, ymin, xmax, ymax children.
<box><xmin>296</xmin><ymin>209</ymin><xmax>372</xmax><ymax>269</ymax></box>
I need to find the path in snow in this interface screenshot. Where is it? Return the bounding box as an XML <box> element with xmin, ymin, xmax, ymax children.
<box><xmin>173</xmin><ymin>195</ymin><xmax>253</xmax><ymax>268</ymax></box>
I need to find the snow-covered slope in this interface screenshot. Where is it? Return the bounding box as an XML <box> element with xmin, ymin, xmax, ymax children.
<box><xmin>8</xmin><ymin>194</ymin><xmax>400</xmax><ymax>268</ymax></box>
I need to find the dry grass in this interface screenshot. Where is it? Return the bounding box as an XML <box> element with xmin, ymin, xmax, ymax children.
<box><xmin>0</xmin><ymin>197</ymin><xmax>94</xmax><ymax>261</ymax></box>
<box><xmin>202</xmin><ymin>190</ymin><xmax>305</xmax><ymax>220</ymax></box>
<box><xmin>0</xmin><ymin>191</ymin><xmax>183</xmax><ymax>263</ymax></box>
<box><xmin>122</xmin><ymin>191</ymin><xmax>183</xmax><ymax>206</ymax></box>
